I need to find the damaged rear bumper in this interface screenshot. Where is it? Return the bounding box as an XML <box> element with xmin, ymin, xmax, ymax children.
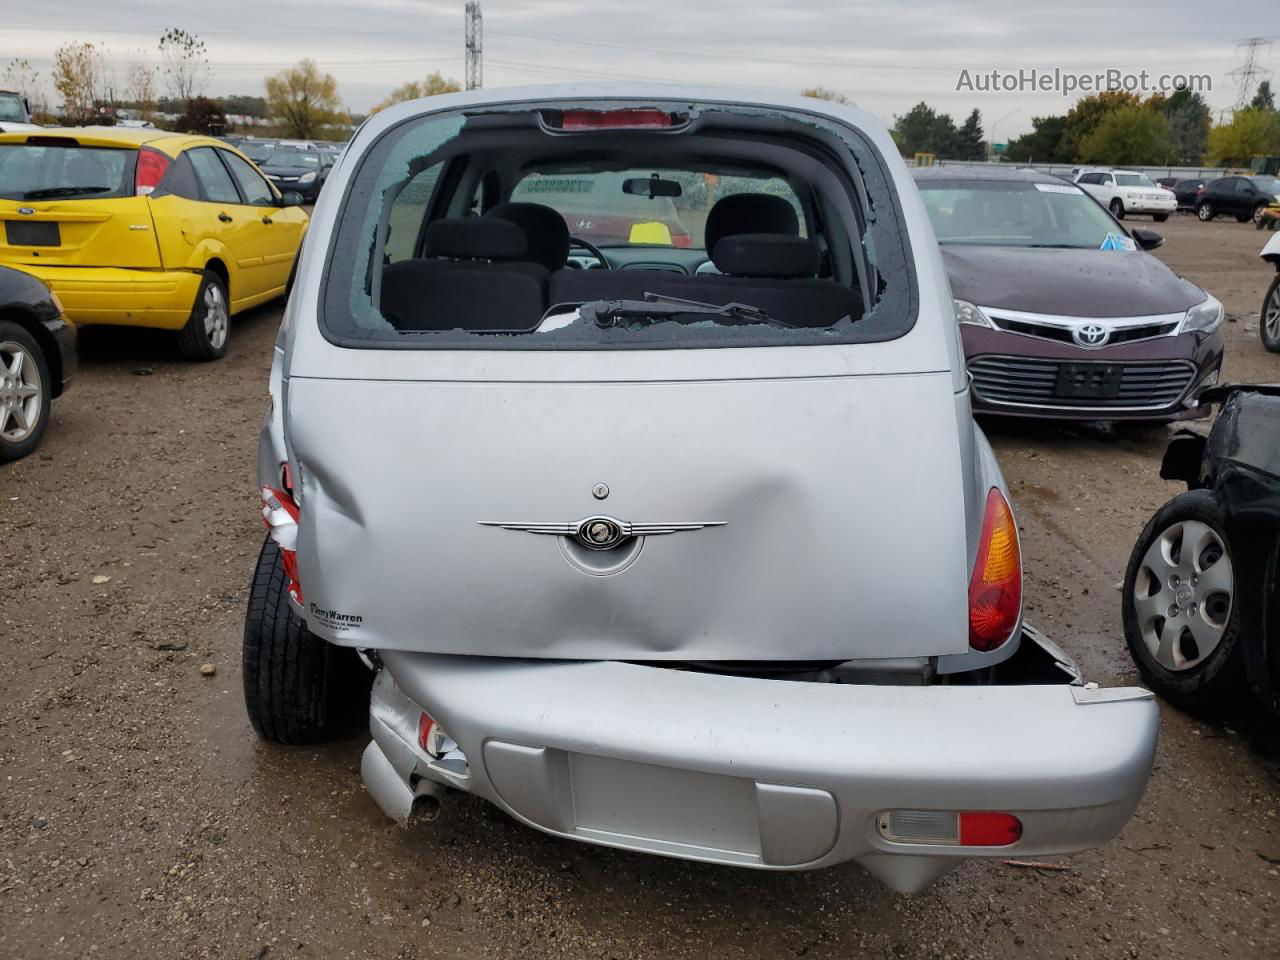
<box><xmin>361</xmin><ymin>633</ymin><xmax>1157</xmax><ymax>894</ymax></box>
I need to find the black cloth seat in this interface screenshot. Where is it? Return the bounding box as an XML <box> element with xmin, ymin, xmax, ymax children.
<box><xmin>485</xmin><ymin>202</ymin><xmax>571</xmax><ymax>272</ymax></box>
<box><xmin>380</xmin><ymin>218</ymin><xmax>549</xmax><ymax>332</ymax></box>
<box><xmin>703</xmin><ymin>193</ymin><xmax>801</xmax><ymax>253</ymax></box>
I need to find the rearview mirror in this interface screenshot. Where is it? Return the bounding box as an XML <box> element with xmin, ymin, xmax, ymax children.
<box><xmin>1130</xmin><ymin>228</ymin><xmax>1163</xmax><ymax>251</ymax></box>
<box><xmin>622</xmin><ymin>174</ymin><xmax>682</xmax><ymax>199</ymax></box>
<box><xmin>280</xmin><ymin>191</ymin><xmax>305</xmax><ymax>207</ymax></box>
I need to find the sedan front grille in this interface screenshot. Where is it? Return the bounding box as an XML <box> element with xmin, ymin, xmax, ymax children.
<box><xmin>969</xmin><ymin>356</ymin><xmax>1197</xmax><ymax>410</ymax></box>
<box><xmin>988</xmin><ymin>315</ymin><xmax>1180</xmax><ymax>345</ymax></box>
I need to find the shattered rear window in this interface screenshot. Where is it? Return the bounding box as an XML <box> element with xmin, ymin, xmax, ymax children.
<box><xmin>320</xmin><ymin>101</ymin><xmax>917</xmax><ymax>350</ymax></box>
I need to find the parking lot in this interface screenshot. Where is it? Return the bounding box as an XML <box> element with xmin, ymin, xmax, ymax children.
<box><xmin>0</xmin><ymin>212</ymin><xmax>1276</xmax><ymax>959</ymax></box>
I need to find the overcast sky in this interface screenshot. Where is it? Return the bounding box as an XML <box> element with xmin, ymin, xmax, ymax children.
<box><xmin>4</xmin><ymin>0</ymin><xmax>1275</xmax><ymax>137</ymax></box>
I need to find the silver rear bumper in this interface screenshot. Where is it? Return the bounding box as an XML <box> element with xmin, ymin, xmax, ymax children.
<box><xmin>362</xmin><ymin>644</ymin><xmax>1157</xmax><ymax>894</ymax></box>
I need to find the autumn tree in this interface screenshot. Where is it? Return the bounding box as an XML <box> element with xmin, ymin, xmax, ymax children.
<box><xmin>1079</xmin><ymin>106</ymin><xmax>1174</xmax><ymax>165</ymax></box>
<box><xmin>265</xmin><ymin>60</ymin><xmax>345</xmax><ymax>138</ymax></box>
<box><xmin>2</xmin><ymin>58</ymin><xmax>43</xmax><ymax>112</ymax></box>
<box><xmin>1058</xmin><ymin>91</ymin><xmax>1140</xmax><ymax>159</ymax></box>
<box><xmin>1206</xmin><ymin>108</ymin><xmax>1280</xmax><ymax>166</ymax></box>
<box><xmin>52</xmin><ymin>42</ymin><xmax>104</xmax><ymax>125</ymax></box>
<box><xmin>371</xmin><ymin>71</ymin><xmax>461</xmax><ymax>113</ymax></box>
<box><xmin>127</xmin><ymin>60</ymin><xmax>159</xmax><ymax>119</ymax></box>
<box><xmin>159</xmin><ymin>28</ymin><xmax>209</xmax><ymax>106</ymax></box>
<box><xmin>801</xmin><ymin>87</ymin><xmax>849</xmax><ymax>104</ymax></box>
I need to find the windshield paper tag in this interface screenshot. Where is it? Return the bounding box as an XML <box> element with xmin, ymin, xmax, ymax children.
<box><xmin>1034</xmin><ymin>182</ymin><xmax>1081</xmax><ymax>195</ymax></box>
<box><xmin>1099</xmin><ymin>233</ymin><xmax>1137</xmax><ymax>252</ymax></box>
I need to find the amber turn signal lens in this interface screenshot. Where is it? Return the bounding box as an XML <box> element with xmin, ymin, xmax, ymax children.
<box><xmin>969</xmin><ymin>488</ymin><xmax>1022</xmax><ymax>651</ymax></box>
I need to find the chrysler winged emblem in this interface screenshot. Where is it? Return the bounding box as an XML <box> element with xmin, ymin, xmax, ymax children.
<box><xmin>478</xmin><ymin>515</ymin><xmax>725</xmax><ymax>551</ymax></box>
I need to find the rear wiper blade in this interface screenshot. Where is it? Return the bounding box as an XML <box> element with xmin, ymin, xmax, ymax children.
<box><xmin>581</xmin><ymin>293</ymin><xmax>788</xmax><ymax>329</ymax></box>
<box><xmin>22</xmin><ymin>186</ymin><xmax>112</xmax><ymax>199</ymax></box>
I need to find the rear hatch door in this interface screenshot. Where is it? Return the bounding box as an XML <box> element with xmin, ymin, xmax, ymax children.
<box><xmin>0</xmin><ymin>135</ymin><xmax>160</xmax><ymax>268</ymax></box>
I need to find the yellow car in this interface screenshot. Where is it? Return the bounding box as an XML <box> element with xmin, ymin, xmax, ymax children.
<box><xmin>0</xmin><ymin>128</ymin><xmax>308</xmax><ymax>360</ymax></box>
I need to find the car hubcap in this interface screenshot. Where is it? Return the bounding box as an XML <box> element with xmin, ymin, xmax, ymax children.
<box><xmin>204</xmin><ymin>284</ymin><xmax>228</xmax><ymax>350</ymax></box>
<box><xmin>0</xmin><ymin>340</ymin><xmax>42</xmax><ymax>443</ymax></box>
<box><xmin>1199</xmin><ymin>204</ymin><xmax>1211</xmax><ymax>220</ymax></box>
<box><xmin>1133</xmin><ymin>520</ymin><xmax>1233</xmax><ymax>672</ymax></box>
<box><xmin>1266</xmin><ymin>283</ymin><xmax>1280</xmax><ymax>342</ymax></box>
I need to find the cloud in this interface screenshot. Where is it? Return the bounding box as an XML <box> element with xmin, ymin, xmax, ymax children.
<box><xmin>2</xmin><ymin>0</ymin><xmax>1271</xmax><ymax>132</ymax></box>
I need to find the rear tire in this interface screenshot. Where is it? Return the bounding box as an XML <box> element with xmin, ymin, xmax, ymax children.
<box><xmin>1261</xmin><ymin>275</ymin><xmax>1280</xmax><ymax>354</ymax></box>
<box><xmin>243</xmin><ymin>537</ymin><xmax>371</xmax><ymax>744</ymax></box>
<box><xmin>176</xmin><ymin>272</ymin><xmax>230</xmax><ymax>361</ymax></box>
<box><xmin>1252</xmin><ymin>203</ymin><xmax>1268</xmax><ymax>226</ymax></box>
<box><xmin>1153</xmin><ymin>213</ymin><xmax>1169</xmax><ymax>222</ymax></box>
<box><xmin>1122</xmin><ymin>491</ymin><xmax>1246</xmax><ymax>713</ymax></box>
<box><xmin>1109</xmin><ymin>198</ymin><xmax>1125</xmax><ymax>219</ymax></box>
<box><xmin>1197</xmin><ymin>201</ymin><xmax>1214</xmax><ymax>221</ymax></box>
<box><xmin>0</xmin><ymin>321</ymin><xmax>51</xmax><ymax>463</ymax></box>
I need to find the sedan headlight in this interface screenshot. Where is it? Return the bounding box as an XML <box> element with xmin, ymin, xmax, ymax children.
<box><xmin>299</xmin><ymin>171</ymin><xmax>317</xmax><ymax>184</ymax></box>
<box><xmin>953</xmin><ymin>299</ymin><xmax>993</xmax><ymax>327</ymax></box>
<box><xmin>1180</xmin><ymin>293</ymin><xmax>1223</xmax><ymax>334</ymax></box>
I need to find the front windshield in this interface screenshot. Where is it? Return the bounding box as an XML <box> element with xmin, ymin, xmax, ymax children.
<box><xmin>511</xmin><ymin>169</ymin><xmax>804</xmax><ymax>249</ymax></box>
<box><xmin>1250</xmin><ymin>176</ymin><xmax>1280</xmax><ymax>195</ymax></box>
<box><xmin>1115</xmin><ymin>173</ymin><xmax>1156</xmax><ymax>187</ymax></box>
<box><xmin>918</xmin><ymin>179</ymin><xmax>1122</xmax><ymax>249</ymax></box>
<box><xmin>264</xmin><ymin>150</ymin><xmax>321</xmax><ymax>169</ymax></box>
<box><xmin>0</xmin><ymin>94</ymin><xmax>26</xmax><ymax>123</ymax></box>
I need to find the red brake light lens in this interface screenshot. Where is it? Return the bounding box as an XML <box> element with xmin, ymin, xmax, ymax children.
<box><xmin>968</xmin><ymin>488</ymin><xmax>1021</xmax><ymax>651</ymax></box>
<box><xmin>958</xmin><ymin>811</ymin><xmax>1023</xmax><ymax>846</ymax></box>
<box><xmin>135</xmin><ymin>146</ymin><xmax>171</xmax><ymax>196</ymax></box>
<box><xmin>557</xmin><ymin>109</ymin><xmax>675</xmax><ymax>131</ymax></box>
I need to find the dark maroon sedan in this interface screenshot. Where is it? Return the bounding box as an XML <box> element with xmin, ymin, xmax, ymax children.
<box><xmin>914</xmin><ymin>167</ymin><xmax>1223</xmax><ymax>421</ymax></box>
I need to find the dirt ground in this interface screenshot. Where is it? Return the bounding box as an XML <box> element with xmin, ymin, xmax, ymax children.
<box><xmin>2</xmin><ymin>213</ymin><xmax>1277</xmax><ymax>960</ymax></box>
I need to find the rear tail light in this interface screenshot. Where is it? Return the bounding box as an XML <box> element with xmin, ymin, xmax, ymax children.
<box><xmin>968</xmin><ymin>487</ymin><xmax>1022</xmax><ymax>651</ymax></box>
<box><xmin>553</xmin><ymin>108</ymin><xmax>678</xmax><ymax>131</ymax></box>
<box><xmin>135</xmin><ymin>146</ymin><xmax>171</xmax><ymax>196</ymax></box>
<box><xmin>417</xmin><ymin>710</ymin><xmax>470</xmax><ymax>777</ymax></box>
<box><xmin>879</xmin><ymin>809</ymin><xmax>1022</xmax><ymax>847</ymax></box>
<box><xmin>261</xmin><ymin>483</ymin><xmax>303</xmax><ymax>604</ymax></box>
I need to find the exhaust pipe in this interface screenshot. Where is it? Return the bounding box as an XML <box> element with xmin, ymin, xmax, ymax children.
<box><xmin>362</xmin><ymin>741</ymin><xmax>447</xmax><ymax>826</ymax></box>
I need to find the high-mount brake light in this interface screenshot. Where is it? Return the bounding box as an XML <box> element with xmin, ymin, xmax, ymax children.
<box><xmin>260</xmin><ymin>483</ymin><xmax>303</xmax><ymax>604</ymax></box>
<box><xmin>135</xmin><ymin>146</ymin><xmax>171</xmax><ymax>196</ymax></box>
<box><xmin>968</xmin><ymin>487</ymin><xmax>1022</xmax><ymax>651</ymax></box>
<box><xmin>556</xmin><ymin>109</ymin><xmax>676</xmax><ymax>131</ymax></box>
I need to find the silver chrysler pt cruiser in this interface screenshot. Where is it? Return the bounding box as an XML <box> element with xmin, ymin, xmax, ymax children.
<box><xmin>245</xmin><ymin>85</ymin><xmax>1158</xmax><ymax>894</ymax></box>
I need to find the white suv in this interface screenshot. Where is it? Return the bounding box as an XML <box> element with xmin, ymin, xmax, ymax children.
<box><xmin>1075</xmin><ymin>169</ymin><xmax>1176</xmax><ymax>221</ymax></box>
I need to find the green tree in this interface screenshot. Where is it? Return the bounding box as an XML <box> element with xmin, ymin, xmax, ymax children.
<box><xmin>1206</xmin><ymin>108</ymin><xmax>1280</xmax><ymax>166</ymax></box>
<box><xmin>1059</xmin><ymin>91</ymin><xmax>1141</xmax><ymax>160</ymax></box>
<box><xmin>892</xmin><ymin>102</ymin><xmax>958</xmax><ymax>157</ymax></box>
<box><xmin>955</xmin><ymin>109</ymin><xmax>985</xmax><ymax>160</ymax></box>
<box><xmin>1251</xmin><ymin>80</ymin><xmax>1276</xmax><ymax>112</ymax></box>
<box><xmin>1079</xmin><ymin>106</ymin><xmax>1174</xmax><ymax>165</ymax></box>
<box><xmin>371</xmin><ymin>71</ymin><xmax>461</xmax><ymax>113</ymax></box>
<box><xmin>1004</xmin><ymin>115</ymin><xmax>1069</xmax><ymax>163</ymax></box>
<box><xmin>158</xmin><ymin>28</ymin><xmax>208</xmax><ymax>106</ymax></box>
<box><xmin>1162</xmin><ymin>88</ymin><xmax>1212</xmax><ymax>164</ymax></box>
<box><xmin>265</xmin><ymin>60</ymin><xmax>345</xmax><ymax>138</ymax></box>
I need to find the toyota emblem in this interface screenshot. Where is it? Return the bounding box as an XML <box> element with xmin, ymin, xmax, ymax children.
<box><xmin>1073</xmin><ymin>323</ymin><xmax>1110</xmax><ymax>348</ymax></box>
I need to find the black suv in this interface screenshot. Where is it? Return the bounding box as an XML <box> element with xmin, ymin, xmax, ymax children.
<box><xmin>1195</xmin><ymin>175</ymin><xmax>1280</xmax><ymax>224</ymax></box>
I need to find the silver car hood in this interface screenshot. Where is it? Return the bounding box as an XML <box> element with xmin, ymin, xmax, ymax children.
<box><xmin>285</xmin><ymin>368</ymin><xmax>972</xmax><ymax>660</ymax></box>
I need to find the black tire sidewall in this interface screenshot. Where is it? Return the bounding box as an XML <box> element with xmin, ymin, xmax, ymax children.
<box><xmin>1154</xmin><ymin>213</ymin><xmax>1169</xmax><ymax>222</ymax></box>
<box><xmin>0</xmin><ymin>319</ymin><xmax>52</xmax><ymax>463</ymax></box>
<box><xmin>1262</xmin><ymin>275</ymin><xmax>1280</xmax><ymax>353</ymax></box>
<box><xmin>1122</xmin><ymin>490</ymin><xmax>1245</xmax><ymax>710</ymax></box>
<box><xmin>1110</xmin><ymin>199</ymin><xmax>1125</xmax><ymax>219</ymax></box>
<box><xmin>177</xmin><ymin>272</ymin><xmax>229</xmax><ymax>361</ymax></box>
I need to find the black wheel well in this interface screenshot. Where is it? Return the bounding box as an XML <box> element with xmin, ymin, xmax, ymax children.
<box><xmin>204</xmin><ymin>258</ymin><xmax>230</xmax><ymax>299</ymax></box>
<box><xmin>0</xmin><ymin>307</ymin><xmax>63</xmax><ymax>398</ymax></box>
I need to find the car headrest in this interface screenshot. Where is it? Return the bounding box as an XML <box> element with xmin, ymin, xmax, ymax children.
<box><xmin>712</xmin><ymin>234</ymin><xmax>820</xmax><ymax>279</ymax></box>
<box><xmin>424</xmin><ymin>217</ymin><xmax>528</xmax><ymax>261</ymax></box>
<box><xmin>484</xmin><ymin>202</ymin><xmax>570</xmax><ymax>271</ymax></box>
<box><xmin>704</xmin><ymin>193</ymin><xmax>800</xmax><ymax>253</ymax></box>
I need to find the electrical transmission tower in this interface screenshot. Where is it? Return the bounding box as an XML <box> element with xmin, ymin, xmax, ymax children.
<box><xmin>465</xmin><ymin>2</ymin><xmax>483</xmax><ymax>91</ymax></box>
<box><xmin>1227</xmin><ymin>37</ymin><xmax>1274</xmax><ymax>110</ymax></box>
